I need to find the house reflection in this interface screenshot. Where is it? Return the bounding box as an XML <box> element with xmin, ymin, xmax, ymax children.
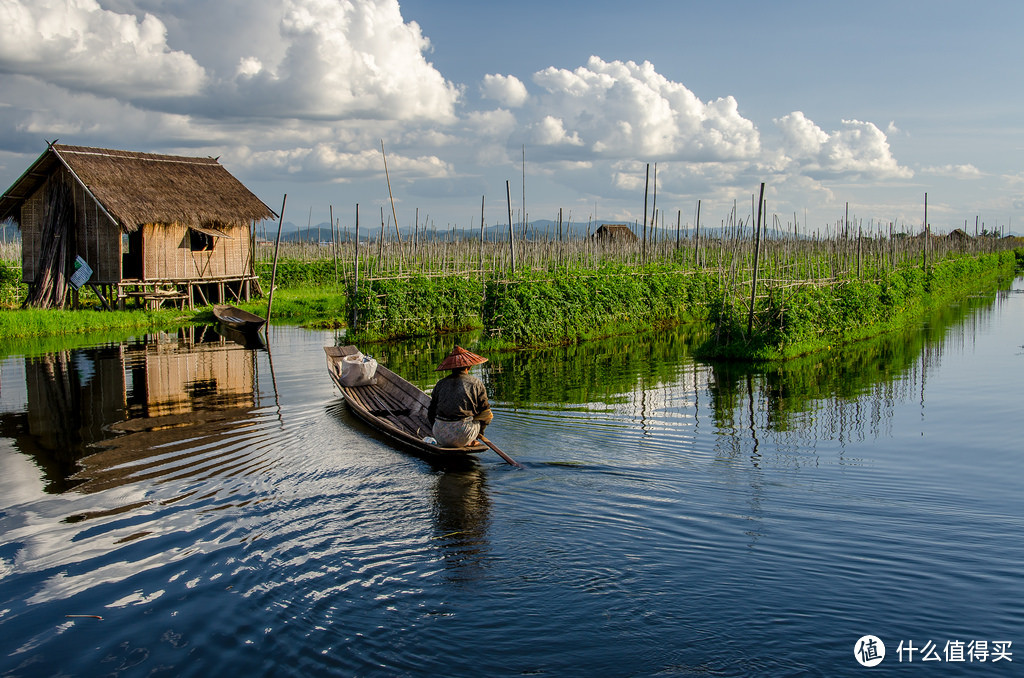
<box><xmin>1</xmin><ymin>326</ymin><xmax>262</xmax><ymax>493</ymax></box>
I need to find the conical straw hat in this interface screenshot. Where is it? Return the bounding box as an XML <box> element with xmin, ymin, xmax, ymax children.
<box><xmin>435</xmin><ymin>346</ymin><xmax>488</xmax><ymax>371</ymax></box>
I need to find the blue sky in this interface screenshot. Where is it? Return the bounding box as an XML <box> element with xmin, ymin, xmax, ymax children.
<box><xmin>0</xmin><ymin>0</ymin><xmax>1021</xmax><ymax>234</ymax></box>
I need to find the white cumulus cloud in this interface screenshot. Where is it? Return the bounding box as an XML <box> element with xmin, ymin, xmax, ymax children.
<box><xmin>226</xmin><ymin>0</ymin><xmax>460</xmax><ymax>121</ymax></box>
<box><xmin>531</xmin><ymin>115</ymin><xmax>583</xmax><ymax>146</ymax></box>
<box><xmin>0</xmin><ymin>0</ymin><xmax>206</xmax><ymax>99</ymax></box>
<box><xmin>922</xmin><ymin>163</ymin><xmax>982</xmax><ymax>178</ymax></box>
<box><xmin>527</xmin><ymin>56</ymin><xmax>760</xmax><ymax>161</ymax></box>
<box><xmin>774</xmin><ymin>111</ymin><xmax>912</xmax><ymax>179</ymax></box>
<box><xmin>481</xmin><ymin>74</ymin><xmax>528</xmax><ymax>107</ymax></box>
<box><xmin>225</xmin><ymin>144</ymin><xmax>452</xmax><ymax>181</ymax></box>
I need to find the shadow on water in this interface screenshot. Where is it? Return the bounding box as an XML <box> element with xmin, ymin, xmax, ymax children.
<box><xmin>325</xmin><ymin>399</ymin><xmax>493</xmax><ymax>574</ymax></box>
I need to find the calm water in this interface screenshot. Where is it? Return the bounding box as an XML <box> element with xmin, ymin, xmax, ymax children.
<box><xmin>1</xmin><ymin>280</ymin><xmax>1022</xmax><ymax>677</ymax></box>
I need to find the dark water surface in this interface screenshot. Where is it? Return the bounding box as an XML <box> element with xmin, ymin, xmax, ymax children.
<box><xmin>1</xmin><ymin>280</ymin><xmax>1022</xmax><ymax>677</ymax></box>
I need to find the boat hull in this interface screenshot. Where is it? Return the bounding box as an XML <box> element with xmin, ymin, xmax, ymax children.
<box><xmin>325</xmin><ymin>345</ymin><xmax>485</xmax><ymax>456</ymax></box>
<box><xmin>213</xmin><ymin>305</ymin><xmax>266</xmax><ymax>332</ymax></box>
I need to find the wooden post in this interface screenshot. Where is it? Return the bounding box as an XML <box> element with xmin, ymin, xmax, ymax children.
<box><xmin>857</xmin><ymin>224</ymin><xmax>863</xmax><ymax>278</ymax></box>
<box><xmin>381</xmin><ymin>140</ymin><xmax>402</xmax><ymax>245</ymax></box>
<box><xmin>479</xmin><ymin>195</ymin><xmax>486</xmax><ymax>299</ymax></box>
<box><xmin>506</xmin><ymin>180</ymin><xmax>516</xmax><ymax>274</ymax></box>
<box><xmin>642</xmin><ymin>163</ymin><xmax>649</xmax><ymax>264</ymax></box>
<box><xmin>923</xmin><ymin>192</ymin><xmax>929</xmax><ymax>271</ymax></box>
<box><xmin>675</xmin><ymin>209</ymin><xmax>681</xmax><ymax>252</ymax></box>
<box><xmin>352</xmin><ymin>203</ymin><xmax>360</xmax><ymax>330</ymax></box>
<box><xmin>650</xmin><ymin>163</ymin><xmax>657</xmax><ymax>260</ymax></box>
<box><xmin>265</xmin><ymin>194</ymin><xmax>287</xmax><ymax>326</ymax></box>
<box><xmin>747</xmin><ymin>182</ymin><xmax>765</xmax><ymax>338</ymax></box>
<box><xmin>331</xmin><ymin>205</ymin><xmax>339</xmax><ymax>288</ymax></box>
<box><xmin>694</xmin><ymin>199</ymin><xmax>701</xmax><ymax>268</ymax></box>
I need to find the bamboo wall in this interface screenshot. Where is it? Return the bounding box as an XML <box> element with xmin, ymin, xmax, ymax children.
<box><xmin>141</xmin><ymin>222</ymin><xmax>252</xmax><ymax>282</ymax></box>
<box><xmin>70</xmin><ymin>177</ymin><xmax>122</xmax><ymax>284</ymax></box>
<box><xmin>20</xmin><ymin>189</ymin><xmax>42</xmax><ymax>284</ymax></box>
<box><xmin>20</xmin><ymin>170</ymin><xmax>136</xmax><ymax>285</ymax></box>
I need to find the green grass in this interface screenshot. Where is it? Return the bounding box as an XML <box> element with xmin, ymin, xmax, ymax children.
<box><xmin>0</xmin><ymin>307</ymin><xmax>197</xmax><ymax>343</ymax></box>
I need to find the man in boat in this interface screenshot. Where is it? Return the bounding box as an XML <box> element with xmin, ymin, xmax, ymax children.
<box><xmin>427</xmin><ymin>346</ymin><xmax>494</xmax><ymax>447</ymax></box>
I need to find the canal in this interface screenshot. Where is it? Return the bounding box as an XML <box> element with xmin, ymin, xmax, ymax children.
<box><xmin>1</xmin><ymin>279</ymin><xmax>1021</xmax><ymax>676</ymax></box>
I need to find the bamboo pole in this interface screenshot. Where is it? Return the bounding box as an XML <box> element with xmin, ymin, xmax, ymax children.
<box><xmin>331</xmin><ymin>205</ymin><xmax>339</xmax><ymax>288</ymax></box>
<box><xmin>747</xmin><ymin>182</ymin><xmax>765</xmax><ymax>338</ymax></box>
<box><xmin>694</xmin><ymin>199</ymin><xmax>701</xmax><ymax>268</ymax></box>
<box><xmin>266</xmin><ymin>193</ymin><xmax>287</xmax><ymax>326</ymax></box>
<box><xmin>352</xmin><ymin>203</ymin><xmax>360</xmax><ymax>329</ymax></box>
<box><xmin>923</xmin><ymin>192</ymin><xmax>929</xmax><ymax>271</ymax></box>
<box><xmin>642</xmin><ymin>163</ymin><xmax>649</xmax><ymax>264</ymax></box>
<box><xmin>506</xmin><ymin>180</ymin><xmax>516</xmax><ymax>273</ymax></box>
<box><xmin>381</xmin><ymin>140</ymin><xmax>403</xmax><ymax>246</ymax></box>
<box><xmin>479</xmin><ymin>195</ymin><xmax>486</xmax><ymax>298</ymax></box>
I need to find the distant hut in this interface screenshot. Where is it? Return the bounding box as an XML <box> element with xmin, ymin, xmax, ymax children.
<box><xmin>0</xmin><ymin>143</ymin><xmax>275</xmax><ymax>309</ymax></box>
<box><xmin>594</xmin><ymin>224</ymin><xmax>638</xmax><ymax>243</ymax></box>
<box><xmin>947</xmin><ymin>228</ymin><xmax>971</xmax><ymax>242</ymax></box>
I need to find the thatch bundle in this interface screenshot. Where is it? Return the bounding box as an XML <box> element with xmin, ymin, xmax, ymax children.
<box><xmin>53</xmin><ymin>145</ymin><xmax>275</xmax><ymax>231</ymax></box>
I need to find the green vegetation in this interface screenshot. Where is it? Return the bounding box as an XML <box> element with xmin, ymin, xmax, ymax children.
<box><xmin>255</xmin><ymin>257</ymin><xmax>343</xmax><ymax>288</ymax></box>
<box><xmin>480</xmin><ymin>264</ymin><xmax>718</xmax><ymax>347</ymax></box>
<box><xmin>0</xmin><ymin>306</ymin><xmax>194</xmax><ymax>345</ymax></box>
<box><xmin>0</xmin><ymin>262</ymin><xmax>26</xmax><ymax>308</ymax></box>
<box><xmin>0</xmin><ymin>225</ymin><xmax>1021</xmax><ymax>364</ymax></box>
<box><xmin>703</xmin><ymin>250</ymin><xmax>1019</xmax><ymax>361</ymax></box>
<box><xmin>347</xmin><ymin>274</ymin><xmax>483</xmax><ymax>341</ymax></box>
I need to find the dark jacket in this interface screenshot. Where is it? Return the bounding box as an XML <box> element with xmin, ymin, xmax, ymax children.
<box><xmin>428</xmin><ymin>371</ymin><xmax>493</xmax><ymax>428</ymax></box>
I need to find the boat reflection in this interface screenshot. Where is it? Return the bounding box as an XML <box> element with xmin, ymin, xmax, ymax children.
<box><xmin>328</xmin><ymin>398</ymin><xmax>492</xmax><ymax>576</ymax></box>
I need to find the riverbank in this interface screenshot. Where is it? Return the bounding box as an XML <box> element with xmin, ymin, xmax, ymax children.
<box><xmin>346</xmin><ymin>247</ymin><xmax>1024</xmax><ymax>361</ymax></box>
<box><xmin>1</xmin><ymin>246</ymin><xmax>1022</xmax><ymax>363</ymax></box>
<box><xmin>699</xmin><ymin>249</ymin><xmax>1022</xmax><ymax>361</ymax></box>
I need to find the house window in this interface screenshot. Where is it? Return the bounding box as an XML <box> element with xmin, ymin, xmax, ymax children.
<box><xmin>190</xmin><ymin>229</ymin><xmax>214</xmax><ymax>251</ymax></box>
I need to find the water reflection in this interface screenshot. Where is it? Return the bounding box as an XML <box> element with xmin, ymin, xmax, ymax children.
<box><xmin>706</xmin><ymin>287</ymin><xmax>1008</xmax><ymax>449</ymax></box>
<box><xmin>365</xmin><ymin>283</ymin><xmax>1008</xmax><ymax>471</ymax></box>
<box><xmin>0</xmin><ymin>326</ymin><xmax>263</xmax><ymax>494</ymax></box>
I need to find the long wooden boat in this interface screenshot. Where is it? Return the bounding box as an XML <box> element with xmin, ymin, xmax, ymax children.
<box><xmin>213</xmin><ymin>305</ymin><xmax>266</xmax><ymax>332</ymax></box>
<box><xmin>324</xmin><ymin>345</ymin><xmax>486</xmax><ymax>456</ymax></box>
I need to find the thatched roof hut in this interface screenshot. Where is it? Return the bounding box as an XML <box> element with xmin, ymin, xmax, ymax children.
<box><xmin>0</xmin><ymin>143</ymin><xmax>276</xmax><ymax>308</ymax></box>
<box><xmin>594</xmin><ymin>224</ymin><xmax>638</xmax><ymax>242</ymax></box>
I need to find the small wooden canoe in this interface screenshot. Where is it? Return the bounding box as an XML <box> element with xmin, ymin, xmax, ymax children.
<box><xmin>213</xmin><ymin>305</ymin><xmax>266</xmax><ymax>332</ymax></box>
<box><xmin>324</xmin><ymin>345</ymin><xmax>486</xmax><ymax>456</ymax></box>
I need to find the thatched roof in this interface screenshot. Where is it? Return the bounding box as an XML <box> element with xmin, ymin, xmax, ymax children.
<box><xmin>0</xmin><ymin>143</ymin><xmax>275</xmax><ymax>231</ymax></box>
<box><xmin>594</xmin><ymin>223</ymin><xmax>638</xmax><ymax>241</ymax></box>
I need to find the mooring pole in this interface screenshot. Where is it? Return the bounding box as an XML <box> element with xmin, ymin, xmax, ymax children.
<box><xmin>266</xmin><ymin>193</ymin><xmax>287</xmax><ymax>327</ymax></box>
<box><xmin>506</xmin><ymin>180</ymin><xmax>516</xmax><ymax>273</ymax></box>
<box><xmin>352</xmin><ymin>203</ymin><xmax>360</xmax><ymax>329</ymax></box>
<box><xmin>747</xmin><ymin>182</ymin><xmax>765</xmax><ymax>338</ymax></box>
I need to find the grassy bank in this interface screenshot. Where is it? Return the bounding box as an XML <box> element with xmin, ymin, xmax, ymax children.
<box><xmin>700</xmin><ymin>249</ymin><xmax>1020</xmax><ymax>361</ymax></box>
<box><xmin>0</xmin><ymin>307</ymin><xmax>196</xmax><ymax>342</ymax></box>
<box><xmin>347</xmin><ymin>247</ymin><xmax>1024</xmax><ymax>360</ymax></box>
<box><xmin>1</xmin><ymin>236</ymin><xmax>1021</xmax><ymax>361</ymax></box>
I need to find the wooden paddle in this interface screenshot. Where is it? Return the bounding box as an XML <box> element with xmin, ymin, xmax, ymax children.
<box><xmin>478</xmin><ymin>434</ymin><xmax>523</xmax><ymax>468</ymax></box>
